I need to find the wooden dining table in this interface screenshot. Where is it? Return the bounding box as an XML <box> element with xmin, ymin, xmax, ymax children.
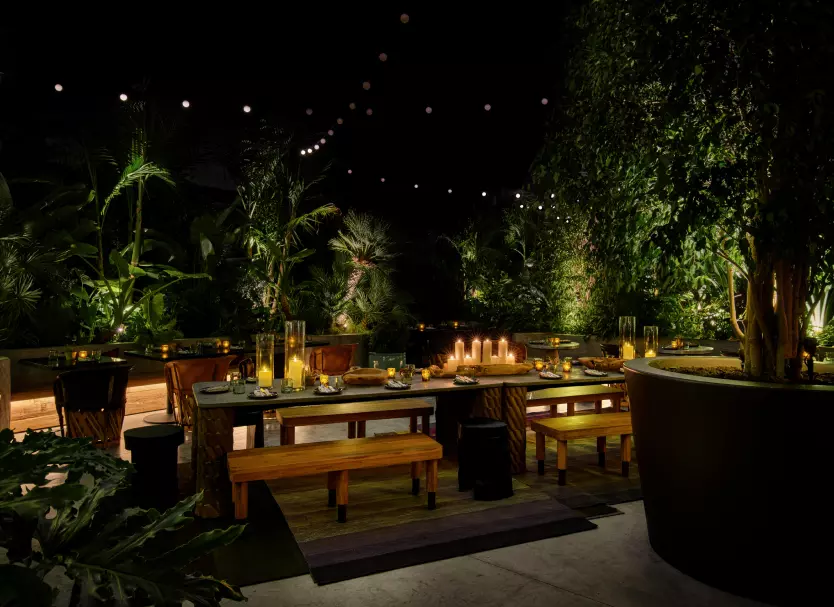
<box><xmin>191</xmin><ymin>367</ymin><xmax>625</xmax><ymax>518</ymax></box>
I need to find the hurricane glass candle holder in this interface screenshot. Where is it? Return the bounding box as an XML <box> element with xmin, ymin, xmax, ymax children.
<box><xmin>644</xmin><ymin>326</ymin><xmax>659</xmax><ymax>357</ymax></box>
<box><xmin>285</xmin><ymin>320</ymin><xmax>306</xmax><ymax>391</ymax></box>
<box><xmin>256</xmin><ymin>333</ymin><xmax>275</xmax><ymax>388</ymax></box>
<box><xmin>619</xmin><ymin>316</ymin><xmax>636</xmax><ymax>360</ymax></box>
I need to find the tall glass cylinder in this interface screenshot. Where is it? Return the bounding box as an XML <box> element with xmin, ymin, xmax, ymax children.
<box><xmin>284</xmin><ymin>320</ymin><xmax>306</xmax><ymax>392</ymax></box>
<box><xmin>256</xmin><ymin>333</ymin><xmax>275</xmax><ymax>388</ymax></box>
<box><xmin>644</xmin><ymin>326</ymin><xmax>659</xmax><ymax>357</ymax></box>
<box><xmin>619</xmin><ymin>316</ymin><xmax>636</xmax><ymax>360</ymax></box>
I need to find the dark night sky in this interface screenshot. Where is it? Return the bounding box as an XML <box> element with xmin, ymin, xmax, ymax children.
<box><xmin>0</xmin><ymin>7</ymin><xmax>575</xmax><ymax>317</ymax></box>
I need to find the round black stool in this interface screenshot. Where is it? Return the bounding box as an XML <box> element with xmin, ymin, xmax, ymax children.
<box><xmin>124</xmin><ymin>425</ymin><xmax>185</xmax><ymax>510</ymax></box>
<box><xmin>458</xmin><ymin>417</ymin><xmax>514</xmax><ymax>501</ymax></box>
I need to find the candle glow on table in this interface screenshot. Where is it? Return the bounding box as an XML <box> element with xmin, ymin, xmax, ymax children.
<box><xmin>387</xmin><ymin>367</ymin><xmax>396</xmax><ymax>378</ymax></box>
<box><xmin>258</xmin><ymin>366</ymin><xmax>272</xmax><ymax>388</ymax></box>
<box><xmin>418</xmin><ymin>323</ymin><xmax>425</xmax><ymax>331</ymax></box>
<box><xmin>482</xmin><ymin>339</ymin><xmax>492</xmax><ymax>364</ymax></box>
<box><xmin>471</xmin><ymin>339</ymin><xmax>482</xmax><ymax>364</ymax></box>
<box><xmin>562</xmin><ymin>360</ymin><xmax>572</xmax><ymax>373</ymax></box>
<box><xmin>497</xmin><ymin>339</ymin><xmax>509</xmax><ymax>364</ymax></box>
<box><xmin>454</xmin><ymin>339</ymin><xmax>465</xmax><ymax>362</ymax></box>
<box><xmin>421</xmin><ymin>368</ymin><xmax>431</xmax><ymax>382</ymax></box>
<box><xmin>622</xmin><ymin>343</ymin><xmax>635</xmax><ymax>360</ymax></box>
<box><xmin>78</xmin><ymin>350</ymin><xmax>88</xmax><ymax>360</ymax></box>
<box><xmin>288</xmin><ymin>356</ymin><xmax>304</xmax><ymax>388</ymax></box>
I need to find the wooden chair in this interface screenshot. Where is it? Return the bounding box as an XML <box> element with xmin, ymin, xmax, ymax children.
<box><xmin>53</xmin><ymin>365</ymin><xmax>133</xmax><ymax>448</ymax></box>
<box><xmin>238</xmin><ymin>357</ymin><xmax>255</xmax><ymax>379</ymax></box>
<box><xmin>165</xmin><ymin>356</ymin><xmax>237</xmax><ymax>428</ymax></box>
<box><xmin>308</xmin><ymin>344</ymin><xmax>357</xmax><ymax>375</ymax></box>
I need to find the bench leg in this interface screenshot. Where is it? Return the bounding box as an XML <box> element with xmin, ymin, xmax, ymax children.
<box><xmin>348</xmin><ymin>422</ymin><xmax>356</xmax><ymax>439</ymax></box>
<box><xmin>426</xmin><ymin>459</ymin><xmax>438</xmax><ymax>510</ymax></box>
<box><xmin>536</xmin><ymin>431</ymin><xmax>545</xmax><ymax>475</ymax></box>
<box><xmin>246</xmin><ymin>415</ymin><xmax>265</xmax><ymax>449</ymax></box>
<box><xmin>233</xmin><ymin>482</ymin><xmax>249</xmax><ymax>519</ymax></box>
<box><xmin>327</xmin><ymin>471</ymin><xmax>339</xmax><ymax>507</ymax></box>
<box><xmin>597</xmin><ymin>436</ymin><xmax>607</xmax><ymax>467</ymax></box>
<box><xmin>280</xmin><ymin>425</ymin><xmax>295</xmax><ymax>446</ymax></box>
<box><xmin>411</xmin><ymin>461</ymin><xmax>423</xmax><ymax>495</ymax></box>
<box><xmin>337</xmin><ymin>470</ymin><xmax>349</xmax><ymax>522</ymax></box>
<box><xmin>421</xmin><ymin>413</ymin><xmax>431</xmax><ymax>435</ymax></box>
<box><xmin>549</xmin><ymin>404</ymin><xmax>559</xmax><ymax>418</ymax></box>
<box><xmin>594</xmin><ymin>399</ymin><xmax>602</xmax><ymax>414</ymax></box>
<box><xmin>357</xmin><ymin>421</ymin><xmax>367</xmax><ymax>438</ymax></box>
<box><xmin>566</xmin><ymin>402</ymin><xmax>575</xmax><ymax>417</ymax></box>
<box><xmin>621</xmin><ymin>434</ymin><xmax>632</xmax><ymax>477</ymax></box>
<box><xmin>613</xmin><ymin>397</ymin><xmax>621</xmax><ymax>413</ymax></box>
<box><xmin>410</xmin><ymin>416</ymin><xmax>418</xmax><ymax>433</ymax></box>
<box><xmin>557</xmin><ymin>440</ymin><xmax>568</xmax><ymax>486</ymax></box>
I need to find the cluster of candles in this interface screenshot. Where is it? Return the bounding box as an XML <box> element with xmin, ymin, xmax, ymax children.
<box><xmin>443</xmin><ymin>338</ymin><xmax>514</xmax><ymax>372</ymax></box>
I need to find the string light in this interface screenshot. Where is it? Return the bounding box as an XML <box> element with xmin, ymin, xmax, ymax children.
<box><xmin>337</xmin><ymin>118</ymin><xmax>344</xmax><ymax>124</ymax></box>
<box><xmin>300</xmin><ymin>150</ymin><xmax>306</xmax><ymax>155</ymax></box>
<box><xmin>182</xmin><ymin>100</ymin><xmax>190</xmax><ymax>108</ymax></box>
<box><xmin>327</xmin><ymin>129</ymin><xmax>334</xmax><ymax>136</ymax></box>
<box><xmin>366</xmin><ymin>108</ymin><xmax>373</xmax><ymax>116</ymax></box>
<box><xmin>482</xmin><ymin>191</ymin><xmax>487</xmax><ymax>197</ymax></box>
<box><xmin>484</xmin><ymin>104</ymin><xmax>491</xmax><ymax>111</ymax></box>
<box><xmin>243</xmin><ymin>105</ymin><xmax>251</xmax><ymax>113</ymax></box>
<box><xmin>349</xmin><ymin>103</ymin><xmax>356</xmax><ymax>110</ymax></box>
<box><xmin>119</xmin><ymin>93</ymin><xmax>128</xmax><ymax>102</ymax></box>
<box><xmin>362</xmin><ymin>82</ymin><xmax>371</xmax><ymax>90</ymax></box>
<box><xmin>400</xmin><ymin>14</ymin><xmax>410</xmax><ymax>23</ymax></box>
<box><xmin>538</xmin><ymin>205</ymin><xmax>543</xmax><ymax>210</ymax></box>
<box><xmin>425</xmin><ymin>107</ymin><xmax>432</xmax><ymax>114</ymax></box>
<box><xmin>314</xmin><ymin>144</ymin><xmax>320</xmax><ymax>150</ymax></box>
<box><xmin>515</xmin><ymin>193</ymin><xmax>521</xmax><ymax>198</ymax></box>
<box><xmin>550</xmin><ymin>194</ymin><xmax>555</xmax><ymax>199</ymax></box>
<box><xmin>520</xmin><ymin>204</ymin><xmax>524</xmax><ymax>208</ymax></box>
<box><xmin>541</xmin><ymin>98</ymin><xmax>549</xmax><ymax>105</ymax></box>
<box><xmin>414</xmin><ymin>184</ymin><xmax>419</xmax><ymax>188</ymax></box>
<box><xmin>320</xmin><ymin>138</ymin><xmax>326</xmax><ymax>144</ymax></box>
<box><xmin>306</xmin><ymin>108</ymin><xmax>313</xmax><ymax>115</ymax></box>
<box><xmin>307</xmin><ymin>148</ymin><xmax>313</xmax><ymax>154</ymax></box>
<box><xmin>380</xmin><ymin>178</ymin><xmax>385</xmax><ymax>183</ymax></box>
<box><xmin>448</xmin><ymin>189</ymin><xmax>453</xmax><ymax>194</ymax></box>
<box><xmin>54</xmin><ymin>84</ymin><xmax>63</xmax><ymax>92</ymax></box>
<box><xmin>379</xmin><ymin>53</ymin><xmax>388</xmax><ymax>62</ymax></box>
<box><xmin>347</xmin><ymin>169</ymin><xmax>352</xmax><ymax>174</ymax></box>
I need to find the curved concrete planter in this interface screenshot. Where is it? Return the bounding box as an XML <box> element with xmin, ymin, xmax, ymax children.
<box><xmin>624</xmin><ymin>357</ymin><xmax>832</xmax><ymax>605</ymax></box>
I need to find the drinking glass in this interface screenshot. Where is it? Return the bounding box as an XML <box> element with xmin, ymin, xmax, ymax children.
<box><xmin>399</xmin><ymin>367</ymin><xmax>415</xmax><ymax>384</ymax></box>
<box><xmin>281</xmin><ymin>378</ymin><xmax>295</xmax><ymax>393</ymax></box>
<box><xmin>92</xmin><ymin>349</ymin><xmax>102</xmax><ymax>362</ymax></box>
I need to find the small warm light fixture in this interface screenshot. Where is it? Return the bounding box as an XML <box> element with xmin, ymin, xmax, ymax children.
<box><xmin>307</xmin><ymin>148</ymin><xmax>313</xmax><ymax>154</ymax></box>
<box><xmin>421</xmin><ymin>368</ymin><xmax>432</xmax><ymax>382</ymax></box>
<box><xmin>448</xmin><ymin>189</ymin><xmax>453</xmax><ymax>194</ymax></box>
<box><xmin>387</xmin><ymin>367</ymin><xmax>397</xmax><ymax>379</ymax></box>
<box><xmin>379</xmin><ymin>52</ymin><xmax>388</xmax><ymax>62</ymax></box>
<box><xmin>306</xmin><ymin>108</ymin><xmax>313</xmax><ymax>115</ymax></box>
<box><xmin>300</xmin><ymin>150</ymin><xmax>307</xmax><ymax>155</ymax></box>
<box><xmin>481</xmin><ymin>191</ymin><xmax>487</xmax><ymax>197</ymax></box>
<box><xmin>116</xmin><ymin>324</ymin><xmax>125</xmax><ymax>334</ymax></box>
<box><xmin>562</xmin><ymin>359</ymin><xmax>573</xmax><ymax>373</ymax></box>
<box><xmin>484</xmin><ymin>103</ymin><xmax>491</xmax><ymax>111</ymax></box>
<box><xmin>414</xmin><ymin>184</ymin><xmax>419</xmax><ymax>189</ymax></box>
<box><xmin>161</xmin><ymin>344</ymin><xmax>170</xmax><ymax>353</ymax></box>
<box><xmin>314</xmin><ymin>144</ymin><xmax>320</xmax><ymax>150</ymax></box>
<box><xmin>541</xmin><ymin>98</ymin><xmax>549</xmax><ymax>105</ymax></box>
<box><xmin>54</xmin><ymin>83</ymin><xmax>63</xmax><ymax>92</ymax></box>
<box><xmin>453</xmin><ymin>321</ymin><xmax>459</xmax><ymax>329</ymax></box>
<box><xmin>243</xmin><ymin>105</ymin><xmax>251</xmax><ymax>113</ymax></box>
<box><xmin>320</xmin><ymin>138</ymin><xmax>326</xmax><ymax>144</ymax></box>
<box><xmin>119</xmin><ymin>93</ymin><xmax>128</xmax><ymax>101</ymax></box>
<box><xmin>515</xmin><ymin>193</ymin><xmax>521</xmax><ymax>198</ymax></box>
<box><xmin>337</xmin><ymin>118</ymin><xmax>344</xmax><ymax>124</ymax></box>
<box><xmin>78</xmin><ymin>350</ymin><xmax>89</xmax><ymax>360</ymax></box>
<box><xmin>418</xmin><ymin>323</ymin><xmax>425</xmax><ymax>331</ymax></box>
<box><xmin>327</xmin><ymin>129</ymin><xmax>334</xmax><ymax>136</ymax></box>
<box><xmin>366</xmin><ymin>108</ymin><xmax>373</xmax><ymax>115</ymax></box>
<box><xmin>347</xmin><ymin>169</ymin><xmax>353</xmax><ymax>174</ymax></box>
<box><xmin>425</xmin><ymin>106</ymin><xmax>432</xmax><ymax>114</ymax></box>
<box><xmin>182</xmin><ymin>100</ymin><xmax>190</xmax><ymax>108</ymax></box>
<box><xmin>362</xmin><ymin>81</ymin><xmax>371</xmax><ymax>90</ymax></box>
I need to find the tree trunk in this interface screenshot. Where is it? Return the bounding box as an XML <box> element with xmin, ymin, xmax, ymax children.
<box><xmin>728</xmin><ymin>264</ymin><xmax>745</xmax><ymax>340</ymax></box>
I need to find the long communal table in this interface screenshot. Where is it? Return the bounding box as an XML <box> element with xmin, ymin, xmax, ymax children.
<box><xmin>192</xmin><ymin>368</ymin><xmax>625</xmax><ymax>518</ymax></box>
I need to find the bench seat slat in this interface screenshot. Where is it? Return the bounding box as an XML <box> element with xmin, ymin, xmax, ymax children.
<box><xmin>275</xmin><ymin>398</ymin><xmax>433</xmax><ymax>426</ymax></box>
<box><xmin>531</xmin><ymin>412</ymin><xmax>632</xmax><ymax>441</ymax></box>
<box><xmin>530</xmin><ymin>385</ymin><xmax>624</xmax><ymax>406</ymax></box>
<box><xmin>228</xmin><ymin>433</ymin><xmax>442</xmax><ymax>483</ymax></box>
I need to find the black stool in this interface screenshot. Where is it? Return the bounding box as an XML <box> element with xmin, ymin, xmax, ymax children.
<box><xmin>124</xmin><ymin>425</ymin><xmax>185</xmax><ymax>510</ymax></box>
<box><xmin>458</xmin><ymin>417</ymin><xmax>514</xmax><ymax>501</ymax></box>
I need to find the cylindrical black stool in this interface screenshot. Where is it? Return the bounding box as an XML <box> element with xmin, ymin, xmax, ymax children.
<box><xmin>124</xmin><ymin>425</ymin><xmax>185</xmax><ymax>510</ymax></box>
<box><xmin>458</xmin><ymin>417</ymin><xmax>514</xmax><ymax>501</ymax></box>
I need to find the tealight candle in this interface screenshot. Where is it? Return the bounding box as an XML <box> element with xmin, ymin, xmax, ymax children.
<box><xmin>421</xmin><ymin>368</ymin><xmax>431</xmax><ymax>382</ymax></box>
<box><xmin>418</xmin><ymin>323</ymin><xmax>425</xmax><ymax>331</ymax></box>
<box><xmin>78</xmin><ymin>350</ymin><xmax>88</xmax><ymax>360</ymax></box>
<box><xmin>562</xmin><ymin>359</ymin><xmax>573</xmax><ymax>373</ymax></box>
<box><xmin>161</xmin><ymin>344</ymin><xmax>170</xmax><ymax>353</ymax></box>
<box><xmin>387</xmin><ymin>367</ymin><xmax>396</xmax><ymax>379</ymax></box>
<box><xmin>622</xmin><ymin>343</ymin><xmax>635</xmax><ymax>360</ymax></box>
<box><xmin>222</xmin><ymin>340</ymin><xmax>230</xmax><ymax>348</ymax></box>
<box><xmin>645</xmin><ymin>349</ymin><xmax>656</xmax><ymax>358</ymax></box>
<box><xmin>320</xmin><ymin>374</ymin><xmax>329</xmax><ymax>386</ymax></box>
<box><xmin>534</xmin><ymin>360</ymin><xmax>545</xmax><ymax>371</ymax></box>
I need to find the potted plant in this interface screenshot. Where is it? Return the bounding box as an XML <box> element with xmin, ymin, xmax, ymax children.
<box><xmin>540</xmin><ymin>1</ymin><xmax>834</xmax><ymax>603</ymax></box>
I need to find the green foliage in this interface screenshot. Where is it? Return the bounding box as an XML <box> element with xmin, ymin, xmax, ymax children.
<box><xmin>348</xmin><ymin>269</ymin><xmax>412</xmax><ymax>351</ymax></box>
<box><xmin>0</xmin><ymin>429</ymin><xmax>245</xmax><ymax>607</ymax></box>
<box><xmin>306</xmin><ymin>256</ymin><xmax>351</xmax><ymax>334</ymax></box>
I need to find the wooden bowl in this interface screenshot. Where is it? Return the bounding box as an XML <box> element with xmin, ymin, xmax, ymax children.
<box><xmin>343</xmin><ymin>367</ymin><xmax>389</xmax><ymax>386</ymax></box>
<box><xmin>577</xmin><ymin>357</ymin><xmax>625</xmax><ymax>372</ymax></box>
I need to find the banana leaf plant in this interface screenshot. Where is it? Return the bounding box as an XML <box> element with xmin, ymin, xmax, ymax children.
<box><xmin>0</xmin><ymin>430</ymin><xmax>245</xmax><ymax>607</ymax></box>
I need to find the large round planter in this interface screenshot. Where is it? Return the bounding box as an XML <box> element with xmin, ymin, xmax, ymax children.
<box><xmin>624</xmin><ymin>357</ymin><xmax>832</xmax><ymax>605</ymax></box>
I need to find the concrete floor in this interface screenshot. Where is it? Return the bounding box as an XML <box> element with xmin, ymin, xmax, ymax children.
<box><xmin>22</xmin><ymin>406</ymin><xmax>768</xmax><ymax>607</ymax></box>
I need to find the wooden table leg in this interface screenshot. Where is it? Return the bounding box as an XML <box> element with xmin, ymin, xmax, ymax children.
<box><xmin>233</xmin><ymin>482</ymin><xmax>248</xmax><ymax>519</ymax></box>
<box><xmin>327</xmin><ymin>471</ymin><xmax>339</xmax><ymax>507</ymax></box>
<box><xmin>557</xmin><ymin>440</ymin><xmax>568</xmax><ymax>486</ymax></box>
<box><xmin>594</xmin><ymin>399</ymin><xmax>602</xmax><ymax>414</ymax></box>
<box><xmin>357</xmin><ymin>420</ymin><xmax>367</xmax><ymax>438</ymax></box>
<box><xmin>336</xmin><ymin>470</ymin><xmax>349</xmax><ymax>523</ymax></box>
<box><xmin>348</xmin><ymin>421</ymin><xmax>357</xmax><ymax>438</ymax></box>
<box><xmin>536</xmin><ymin>431</ymin><xmax>546</xmax><ymax>475</ymax></box>
<box><xmin>434</xmin><ymin>391</ymin><xmax>476</xmax><ymax>458</ymax></box>
<box><xmin>421</xmin><ymin>413</ymin><xmax>431</xmax><ymax>436</ymax></box>
<box><xmin>246</xmin><ymin>414</ymin><xmax>265</xmax><ymax>449</ymax></box>
<box><xmin>597</xmin><ymin>436</ymin><xmax>607</xmax><ymax>467</ymax></box>
<box><xmin>194</xmin><ymin>406</ymin><xmax>235</xmax><ymax>518</ymax></box>
<box><xmin>501</xmin><ymin>385</ymin><xmax>528</xmax><ymax>474</ymax></box>
<box><xmin>613</xmin><ymin>396</ymin><xmax>621</xmax><ymax>412</ymax></box>
<box><xmin>621</xmin><ymin>434</ymin><xmax>632</xmax><ymax>477</ymax></box>
<box><xmin>285</xmin><ymin>426</ymin><xmax>295</xmax><ymax>445</ymax></box>
<box><xmin>567</xmin><ymin>402</ymin><xmax>575</xmax><ymax>416</ymax></box>
<box><xmin>409</xmin><ymin>416</ymin><xmax>418</xmax><ymax>433</ymax></box>
<box><xmin>550</xmin><ymin>404</ymin><xmax>559</xmax><ymax>417</ymax></box>
<box><xmin>426</xmin><ymin>459</ymin><xmax>438</xmax><ymax>510</ymax></box>
<box><xmin>411</xmin><ymin>461</ymin><xmax>423</xmax><ymax>495</ymax></box>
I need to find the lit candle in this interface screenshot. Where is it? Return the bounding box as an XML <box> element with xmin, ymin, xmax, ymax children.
<box><xmin>222</xmin><ymin>340</ymin><xmax>230</xmax><ymax>349</ymax></box>
<box><xmin>464</xmin><ymin>355</ymin><xmax>473</xmax><ymax>367</ymax></box>
<box><xmin>483</xmin><ymin>339</ymin><xmax>492</xmax><ymax>364</ymax></box>
<box><xmin>534</xmin><ymin>360</ymin><xmax>545</xmax><ymax>371</ymax></box>
<box><xmin>506</xmin><ymin>353</ymin><xmax>515</xmax><ymax>365</ymax></box>
<box><xmin>418</xmin><ymin>323</ymin><xmax>425</xmax><ymax>332</ymax></box>
<box><xmin>498</xmin><ymin>338</ymin><xmax>509</xmax><ymax>364</ymax></box>
<box><xmin>78</xmin><ymin>350</ymin><xmax>88</xmax><ymax>360</ymax></box>
<box><xmin>320</xmin><ymin>374</ymin><xmax>329</xmax><ymax>386</ymax></box>
<box><xmin>453</xmin><ymin>321</ymin><xmax>459</xmax><ymax>329</ymax></box>
<box><xmin>387</xmin><ymin>367</ymin><xmax>397</xmax><ymax>379</ymax></box>
<box><xmin>562</xmin><ymin>359</ymin><xmax>573</xmax><ymax>373</ymax></box>
<box><xmin>161</xmin><ymin>344</ymin><xmax>170</xmax><ymax>353</ymax></box>
<box><xmin>645</xmin><ymin>349</ymin><xmax>656</xmax><ymax>358</ymax></box>
<box><xmin>421</xmin><ymin>368</ymin><xmax>431</xmax><ymax>382</ymax></box>
<box><xmin>258</xmin><ymin>366</ymin><xmax>273</xmax><ymax>388</ymax></box>
<box><xmin>445</xmin><ymin>355</ymin><xmax>459</xmax><ymax>373</ymax></box>
<box><xmin>215</xmin><ymin>339</ymin><xmax>222</xmax><ymax>349</ymax></box>
<box><xmin>288</xmin><ymin>356</ymin><xmax>304</xmax><ymax>388</ymax></box>
<box><xmin>622</xmin><ymin>343</ymin><xmax>635</xmax><ymax>360</ymax></box>
<box><xmin>471</xmin><ymin>339</ymin><xmax>482</xmax><ymax>364</ymax></box>
<box><xmin>454</xmin><ymin>339</ymin><xmax>465</xmax><ymax>362</ymax></box>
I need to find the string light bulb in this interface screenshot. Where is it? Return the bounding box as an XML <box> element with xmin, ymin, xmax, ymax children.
<box><xmin>400</xmin><ymin>14</ymin><xmax>410</xmax><ymax>23</ymax></box>
<box><xmin>550</xmin><ymin>194</ymin><xmax>555</xmax><ymax>199</ymax></box>
<box><xmin>484</xmin><ymin>103</ymin><xmax>491</xmax><ymax>111</ymax></box>
<box><xmin>119</xmin><ymin>93</ymin><xmax>128</xmax><ymax>101</ymax></box>
<box><xmin>541</xmin><ymin>98</ymin><xmax>549</xmax><ymax>105</ymax></box>
<box><xmin>307</xmin><ymin>148</ymin><xmax>313</xmax><ymax>154</ymax></box>
<box><xmin>243</xmin><ymin>105</ymin><xmax>251</xmax><ymax>113</ymax></box>
<box><xmin>320</xmin><ymin>138</ymin><xmax>326</xmax><ymax>144</ymax></box>
<box><xmin>481</xmin><ymin>191</ymin><xmax>487</xmax><ymax>197</ymax></box>
<box><xmin>380</xmin><ymin>178</ymin><xmax>385</xmax><ymax>183</ymax></box>
<box><xmin>520</xmin><ymin>204</ymin><xmax>524</xmax><ymax>208</ymax></box>
<box><xmin>379</xmin><ymin>52</ymin><xmax>388</xmax><ymax>62</ymax></box>
<box><xmin>515</xmin><ymin>193</ymin><xmax>521</xmax><ymax>198</ymax></box>
<box><xmin>347</xmin><ymin>169</ymin><xmax>353</xmax><ymax>174</ymax></box>
<box><xmin>327</xmin><ymin>129</ymin><xmax>334</xmax><ymax>136</ymax></box>
<box><xmin>314</xmin><ymin>144</ymin><xmax>320</xmax><ymax>150</ymax></box>
<box><xmin>300</xmin><ymin>150</ymin><xmax>306</xmax><ymax>156</ymax></box>
<box><xmin>349</xmin><ymin>102</ymin><xmax>356</xmax><ymax>110</ymax></box>
<box><xmin>366</xmin><ymin>108</ymin><xmax>373</xmax><ymax>116</ymax></box>
<box><xmin>425</xmin><ymin>106</ymin><xmax>432</xmax><ymax>114</ymax></box>
<box><xmin>448</xmin><ymin>189</ymin><xmax>453</xmax><ymax>194</ymax></box>
<box><xmin>306</xmin><ymin>108</ymin><xmax>313</xmax><ymax>115</ymax></box>
<box><xmin>54</xmin><ymin>84</ymin><xmax>63</xmax><ymax>92</ymax></box>
<box><xmin>182</xmin><ymin>100</ymin><xmax>190</xmax><ymax>108</ymax></box>
<box><xmin>362</xmin><ymin>81</ymin><xmax>371</xmax><ymax>90</ymax></box>
<box><xmin>414</xmin><ymin>184</ymin><xmax>419</xmax><ymax>189</ymax></box>
<box><xmin>538</xmin><ymin>205</ymin><xmax>543</xmax><ymax>210</ymax></box>
<box><xmin>337</xmin><ymin>118</ymin><xmax>344</xmax><ymax>124</ymax></box>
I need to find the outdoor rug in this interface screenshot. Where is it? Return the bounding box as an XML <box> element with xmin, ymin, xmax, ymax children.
<box><xmin>267</xmin><ymin>459</ymin><xmax>598</xmax><ymax>584</ymax></box>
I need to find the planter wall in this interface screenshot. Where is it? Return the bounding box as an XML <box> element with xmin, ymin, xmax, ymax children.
<box><xmin>0</xmin><ymin>357</ymin><xmax>9</xmax><ymax>429</ymax></box>
<box><xmin>624</xmin><ymin>356</ymin><xmax>831</xmax><ymax>605</ymax></box>
<box><xmin>513</xmin><ymin>333</ymin><xmax>742</xmax><ymax>359</ymax></box>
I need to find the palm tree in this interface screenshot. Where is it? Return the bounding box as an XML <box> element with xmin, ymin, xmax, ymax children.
<box><xmin>329</xmin><ymin>210</ymin><xmax>395</xmax><ymax>301</ymax></box>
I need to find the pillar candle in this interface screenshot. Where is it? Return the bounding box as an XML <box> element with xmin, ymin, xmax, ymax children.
<box><xmin>258</xmin><ymin>366</ymin><xmax>273</xmax><ymax>388</ymax></box>
<box><xmin>506</xmin><ymin>353</ymin><xmax>515</xmax><ymax>365</ymax></box>
<box><xmin>446</xmin><ymin>355</ymin><xmax>459</xmax><ymax>373</ymax></box>
<box><xmin>498</xmin><ymin>338</ymin><xmax>509</xmax><ymax>364</ymax></box>
<box><xmin>463</xmin><ymin>355</ymin><xmax>473</xmax><ymax>367</ymax></box>
<box><xmin>454</xmin><ymin>339</ymin><xmax>465</xmax><ymax>362</ymax></box>
<box><xmin>288</xmin><ymin>356</ymin><xmax>304</xmax><ymax>387</ymax></box>
<box><xmin>482</xmin><ymin>339</ymin><xmax>492</xmax><ymax>364</ymax></box>
<box><xmin>471</xmin><ymin>339</ymin><xmax>482</xmax><ymax>364</ymax></box>
<box><xmin>622</xmin><ymin>343</ymin><xmax>635</xmax><ymax>360</ymax></box>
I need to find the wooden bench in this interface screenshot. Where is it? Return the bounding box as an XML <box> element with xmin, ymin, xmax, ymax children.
<box><xmin>227</xmin><ymin>433</ymin><xmax>443</xmax><ymax>521</ymax></box>
<box><xmin>531</xmin><ymin>412</ymin><xmax>633</xmax><ymax>486</ymax></box>
<box><xmin>530</xmin><ymin>385</ymin><xmax>624</xmax><ymax>417</ymax></box>
<box><xmin>275</xmin><ymin>399</ymin><xmax>434</xmax><ymax>445</ymax></box>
